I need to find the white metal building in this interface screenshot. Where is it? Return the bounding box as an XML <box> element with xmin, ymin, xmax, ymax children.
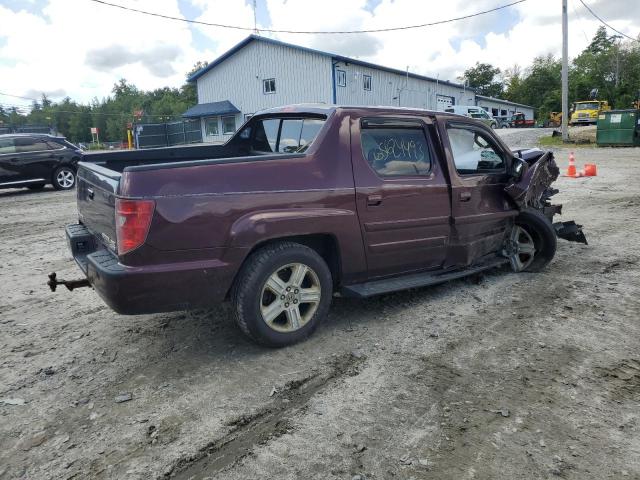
<box><xmin>476</xmin><ymin>94</ymin><xmax>534</xmax><ymax>120</ymax></box>
<box><xmin>185</xmin><ymin>35</ymin><xmax>533</xmax><ymax>142</ymax></box>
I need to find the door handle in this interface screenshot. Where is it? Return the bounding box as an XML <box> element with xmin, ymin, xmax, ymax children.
<box><xmin>9</xmin><ymin>158</ymin><xmax>19</xmax><ymax>163</ymax></box>
<box><xmin>367</xmin><ymin>194</ymin><xmax>383</xmax><ymax>206</ymax></box>
<box><xmin>459</xmin><ymin>191</ymin><xmax>472</xmax><ymax>202</ymax></box>
<box><xmin>87</xmin><ymin>188</ymin><xmax>94</xmax><ymax>200</ymax></box>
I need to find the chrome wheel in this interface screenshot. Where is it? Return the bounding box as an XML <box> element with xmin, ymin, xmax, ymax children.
<box><xmin>260</xmin><ymin>263</ymin><xmax>321</xmax><ymax>333</ymax></box>
<box><xmin>56</xmin><ymin>169</ymin><xmax>75</xmax><ymax>189</ymax></box>
<box><xmin>508</xmin><ymin>225</ymin><xmax>536</xmax><ymax>272</ymax></box>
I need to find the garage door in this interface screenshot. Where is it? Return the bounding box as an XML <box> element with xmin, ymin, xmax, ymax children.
<box><xmin>436</xmin><ymin>95</ymin><xmax>454</xmax><ymax>111</ymax></box>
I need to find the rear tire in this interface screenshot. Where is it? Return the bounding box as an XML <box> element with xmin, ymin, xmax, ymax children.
<box><xmin>52</xmin><ymin>166</ymin><xmax>76</xmax><ymax>190</ymax></box>
<box><xmin>509</xmin><ymin>208</ymin><xmax>557</xmax><ymax>272</ymax></box>
<box><xmin>231</xmin><ymin>241</ymin><xmax>333</xmax><ymax>347</ymax></box>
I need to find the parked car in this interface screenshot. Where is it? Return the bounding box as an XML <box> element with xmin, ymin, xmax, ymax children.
<box><xmin>0</xmin><ymin>134</ymin><xmax>82</xmax><ymax>190</ymax></box>
<box><xmin>495</xmin><ymin>115</ymin><xmax>511</xmax><ymax>128</ymax></box>
<box><xmin>509</xmin><ymin>113</ymin><xmax>536</xmax><ymax>128</ymax></box>
<box><xmin>49</xmin><ymin>105</ymin><xmax>585</xmax><ymax>347</ymax></box>
<box><xmin>444</xmin><ymin>105</ymin><xmax>498</xmax><ymax>128</ymax></box>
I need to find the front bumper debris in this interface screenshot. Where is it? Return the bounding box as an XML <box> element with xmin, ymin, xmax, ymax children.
<box><xmin>554</xmin><ymin>221</ymin><xmax>588</xmax><ymax>245</ymax></box>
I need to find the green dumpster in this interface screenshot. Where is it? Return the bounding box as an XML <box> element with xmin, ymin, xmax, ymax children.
<box><xmin>596</xmin><ymin>109</ymin><xmax>640</xmax><ymax>146</ymax></box>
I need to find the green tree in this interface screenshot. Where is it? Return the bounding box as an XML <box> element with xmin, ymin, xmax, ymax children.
<box><xmin>460</xmin><ymin>62</ymin><xmax>503</xmax><ymax>97</ymax></box>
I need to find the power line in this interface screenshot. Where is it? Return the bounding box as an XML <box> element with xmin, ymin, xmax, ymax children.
<box><xmin>570</xmin><ymin>0</ymin><xmax>590</xmax><ymax>42</ymax></box>
<box><xmin>578</xmin><ymin>0</ymin><xmax>638</xmax><ymax>42</ymax></box>
<box><xmin>89</xmin><ymin>0</ymin><xmax>528</xmax><ymax>34</ymax></box>
<box><xmin>0</xmin><ymin>91</ymin><xmax>41</xmax><ymax>101</ymax></box>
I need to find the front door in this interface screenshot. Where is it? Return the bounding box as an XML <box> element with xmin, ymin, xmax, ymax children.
<box><xmin>439</xmin><ymin>120</ymin><xmax>517</xmax><ymax>267</ymax></box>
<box><xmin>351</xmin><ymin>116</ymin><xmax>451</xmax><ymax>279</ymax></box>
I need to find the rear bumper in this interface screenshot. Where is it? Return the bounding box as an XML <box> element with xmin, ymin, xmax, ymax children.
<box><xmin>66</xmin><ymin>224</ymin><xmax>237</xmax><ymax>314</ymax></box>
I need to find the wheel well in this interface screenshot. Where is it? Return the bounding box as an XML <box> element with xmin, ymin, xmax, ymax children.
<box><xmin>227</xmin><ymin>234</ymin><xmax>342</xmax><ymax>299</ymax></box>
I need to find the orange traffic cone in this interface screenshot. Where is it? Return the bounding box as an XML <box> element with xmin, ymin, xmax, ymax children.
<box><xmin>566</xmin><ymin>152</ymin><xmax>577</xmax><ymax>177</ymax></box>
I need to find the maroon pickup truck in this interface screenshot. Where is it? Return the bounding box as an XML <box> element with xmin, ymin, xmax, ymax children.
<box><xmin>49</xmin><ymin>105</ymin><xmax>585</xmax><ymax>346</ymax></box>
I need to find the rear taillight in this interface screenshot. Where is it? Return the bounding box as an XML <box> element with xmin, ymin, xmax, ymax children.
<box><xmin>115</xmin><ymin>198</ymin><xmax>155</xmax><ymax>255</ymax></box>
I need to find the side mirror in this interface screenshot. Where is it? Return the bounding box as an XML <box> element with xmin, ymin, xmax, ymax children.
<box><xmin>512</xmin><ymin>158</ymin><xmax>528</xmax><ymax>181</ymax></box>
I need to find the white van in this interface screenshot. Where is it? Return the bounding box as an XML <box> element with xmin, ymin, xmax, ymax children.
<box><xmin>444</xmin><ymin>106</ymin><xmax>498</xmax><ymax>129</ymax></box>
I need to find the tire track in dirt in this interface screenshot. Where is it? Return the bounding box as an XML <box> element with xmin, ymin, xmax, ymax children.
<box><xmin>165</xmin><ymin>352</ymin><xmax>365</xmax><ymax>480</ymax></box>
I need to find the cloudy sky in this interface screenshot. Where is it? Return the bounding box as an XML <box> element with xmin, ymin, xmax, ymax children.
<box><xmin>1</xmin><ymin>0</ymin><xmax>638</xmax><ymax>108</ymax></box>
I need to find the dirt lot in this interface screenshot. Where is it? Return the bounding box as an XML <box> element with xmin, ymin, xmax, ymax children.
<box><xmin>1</xmin><ymin>135</ymin><xmax>639</xmax><ymax>480</ymax></box>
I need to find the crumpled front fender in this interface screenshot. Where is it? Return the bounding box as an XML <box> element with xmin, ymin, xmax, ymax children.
<box><xmin>505</xmin><ymin>151</ymin><xmax>560</xmax><ymax>209</ymax></box>
<box><xmin>505</xmin><ymin>151</ymin><xmax>587</xmax><ymax>244</ymax></box>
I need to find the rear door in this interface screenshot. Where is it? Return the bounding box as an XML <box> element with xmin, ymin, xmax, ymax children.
<box><xmin>351</xmin><ymin>116</ymin><xmax>451</xmax><ymax>279</ymax></box>
<box><xmin>438</xmin><ymin>119</ymin><xmax>517</xmax><ymax>267</ymax></box>
<box><xmin>13</xmin><ymin>137</ymin><xmax>56</xmax><ymax>181</ymax></box>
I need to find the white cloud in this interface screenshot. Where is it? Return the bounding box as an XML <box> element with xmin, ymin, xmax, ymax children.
<box><xmin>0</xmin><ymin>0</ymin><xmax>203</xmax><ymax>104</ymax></box>
<box><xmin>0</xmin><ymin>0</ymin><xmax>638</xmax><ymax>106</ymax></box>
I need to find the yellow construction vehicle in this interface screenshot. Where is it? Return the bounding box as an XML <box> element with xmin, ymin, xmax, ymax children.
<box><xmin>569</xmin><ymin>100</ymin><xmax>611</xmax><ymax>126</ymax></box>
<box><xmin>546</xmin><ymin>111</ymin><xmax>562</xmax><ymax>128</ymax></box>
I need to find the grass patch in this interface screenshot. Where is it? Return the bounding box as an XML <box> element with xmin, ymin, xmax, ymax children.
<box><xmin>538</xmin><ymin>135</ymin><xmax>596</xmax><ymax>148</ymax></box>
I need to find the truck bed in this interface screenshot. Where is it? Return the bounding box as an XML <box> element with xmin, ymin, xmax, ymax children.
<box><xmin>82</xmin><ymin>143</ymin><xmax>250</xmax><ymax>173</ymax></box>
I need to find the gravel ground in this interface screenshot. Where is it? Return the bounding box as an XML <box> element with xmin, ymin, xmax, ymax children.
<box><xmin>1</xmin><ymin>134</ymin><xmax>639</xmax><ymax>480</ymax></box>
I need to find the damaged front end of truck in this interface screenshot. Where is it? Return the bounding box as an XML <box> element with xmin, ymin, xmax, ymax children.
<box><xmin>506</xmin><ymin>148</ymin><xmax>587</xmax><ymax>245</ymax></box>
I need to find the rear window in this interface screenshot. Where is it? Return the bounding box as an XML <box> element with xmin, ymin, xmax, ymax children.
<box><xmin>247</xmin><ymin>117</ymin><xmax>325</xmax><ymax>154</ymax></box>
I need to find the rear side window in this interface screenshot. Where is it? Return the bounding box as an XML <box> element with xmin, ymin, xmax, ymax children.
<box><xmin>14</xmin><ymin>137</ymin><xmax>50</xmax><ymax>153</ymax></box>
<box><xmin>253</xmin><ymin>119</ymin><xmax>280</xmax><ymax>152</ymax></box>
<box><xmin>0</xmin><ymin>138</ymin><xmax>15</xmax><ymax>154</ymax></box>
<box><xmin>46</xmin><ymin>140</ymin><xmax>65</xmax><ymax>150</ymax></box>
<box><xmin>361</xmin><ymin>122</ymin><xmax>432</xmax><ymax>177</ymax></box>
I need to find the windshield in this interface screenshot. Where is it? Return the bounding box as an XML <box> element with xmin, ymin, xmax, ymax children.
<box><xmin>576</xmin><ymin>102</ymin><xmax>599</xmax><ymax>110</ymax></box>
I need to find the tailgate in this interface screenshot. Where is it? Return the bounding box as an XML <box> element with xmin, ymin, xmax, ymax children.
<box><xmin>76</xmin><ymin>162</ymin><xmax>121</xmax><ymax>252</ymax></box>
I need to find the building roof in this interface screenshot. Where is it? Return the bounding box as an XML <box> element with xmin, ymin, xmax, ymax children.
<box><xmin>475</xmin><ymin>94</ymin><xmax>534</xmax><ymax>110</ymax></box>
<box><xmin>188</xmin><ymin>35</ymin><xmax>470</xmax><ymax>91</ymax></box>
<box><xmin>182</xmin><ymin>100</ymin><xmax>240</xmax><ymax>118</ymax></box>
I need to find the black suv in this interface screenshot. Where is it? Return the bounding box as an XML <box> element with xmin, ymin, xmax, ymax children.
<box><xmin>0</xmin><ymin>134</ymin><xmax>82</xmax><ymax>191</ymax></box>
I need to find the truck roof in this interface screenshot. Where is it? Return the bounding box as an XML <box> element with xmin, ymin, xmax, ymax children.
<box><xmin>255</xmin><ymin>103</ymin><xmax>443</xmax><ymax>117</ymax></box>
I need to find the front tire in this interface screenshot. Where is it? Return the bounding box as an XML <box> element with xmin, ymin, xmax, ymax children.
<box><xmin>508</xmin><ymin>208</ymin><xmax>557</xmax><ymax>272</ymax></box>
<box><xmin>52</xmin><ymin>166</ymin><xmax>76</xmax><ymax>190</ymax></box>
<box><xmin>231</xmin><ymin>241</ymin><xmax>333</xmax><ymax>347</ymax></box>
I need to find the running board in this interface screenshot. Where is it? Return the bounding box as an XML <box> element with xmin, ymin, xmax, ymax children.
<box><xmin>341</xmin><ymin>257</ymin><xmax>509</xmax><ymax>298</ymax></box>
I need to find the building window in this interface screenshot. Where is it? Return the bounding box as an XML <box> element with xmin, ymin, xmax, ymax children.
<box><xmin>205</xmin><ymin>117</ymin><xmax>219</xmax><ymax>136</ymax></box>
<box><xmin>337</xmin><ymin>70</ymin><xmax>346</xmax><ymax>87</ymax></box>
<box><xmin>263</xmin><ymin>78</ymin><xmax>276</xmax><ymax>94</ymax></box>
<box><xmin>222</xmin><ymin>116</ymin><xmax>236</xmax><ymax>134</ymax></box>
<box><xmin>363</xmin><ymin>75</ymin><xmax>372</xmax><ymax>91</ymax></box>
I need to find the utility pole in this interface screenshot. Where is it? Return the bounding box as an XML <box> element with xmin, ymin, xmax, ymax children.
<box><xmin>561</xmin><ymin>0</ymin><xmax>569</xmax><ymax>142</ymax></box>
<box><xmin>252</xmin><ymin>0</ymin><xmax>258</xmax><ymax>34</ymax></box>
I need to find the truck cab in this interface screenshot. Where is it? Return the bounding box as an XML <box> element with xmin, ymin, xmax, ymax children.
<box><xmin>570</xmin><ymin>100</ymin><xmax>611</xmax><ymax>125</ymax></box>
